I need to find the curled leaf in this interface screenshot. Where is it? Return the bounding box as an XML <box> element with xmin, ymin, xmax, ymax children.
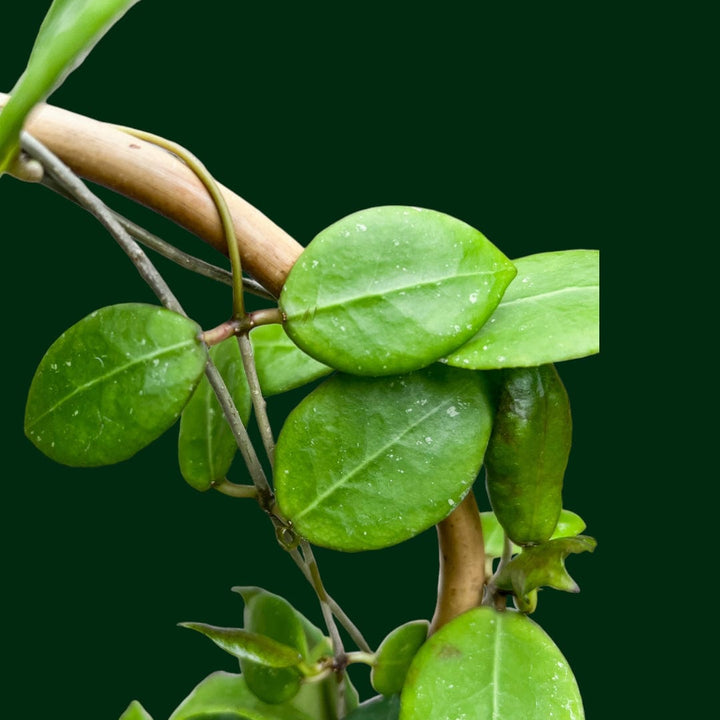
<box><xmin>494</xmin><ymin>535</ymin><xmax>597</xmax><ymax>598</ymax></box>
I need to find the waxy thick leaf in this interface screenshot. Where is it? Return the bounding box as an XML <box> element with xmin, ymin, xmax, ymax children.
<box><xmin>372</xmin><ymin>621</ymin><xmax>429</xmax><ymax>696</ymax></box>
<box><xmin>25</xmin><ymin>304</ymin><xmax>206</xmax><ymax>467</ymax></box>
<box><xmin>280</xmin><ymin>206</ymin><xmax>516</xmax><ymax>376</ymax></box>
<box><xmin>178</xmin><ymin>337</ymin><xmax>251</xmax><ymax>491</ymax></box>
<box><xmin>168</xmin><ymin>671</ymin><xmax>314</xmax><ymax>720</ymax></box>
<box><xmin>118</xmin><ymin>701</ymin><xmax>153</xmax><ymax>720</ymax></box>
<box><xmin>0</xmin><ymin>0</ymin><xmax>141</xmax><ymax>173</ymax></box>
<box><xmin>179</xmin><ymin>622</ymin><xmax>303</xmax><ymax>668</ymax></box>
<box><xmin>275</xmin><ymin>365</ymin><xmax>495</xmax><ymax>551</ymax></box>
<box><xmin>481</xmin><ymin>509</ymin><xmax>587</xmax><ymax>559</ymax></box>
<box><xmin>250</xmin><ymin>324</ymin><xmax>332</xmax><ymax>396</ymax></box>
<box><xmin>495</xmin><ymin>535</ymin><xmax>597</xmax><ymax>597</ymax></box>
<box><xmin>346</xmin><ymin>694</ymin><xmax>401</xmax><ymax>719</ymax></box>
<box><xmin>484</xmin><ymin>364</ymin><xmax>572</xmax><ymax>545</ymax></box>
<box><xmin>444</xmin><ymin>250</ymin><xmax>599</xmax><ymax>369</ymax></box>
<box><xmin>233</xmin><ymin>586</ymin><xmax>309</xmax><ymax>704</ymax></box>
<box><xmin>401</xmin><ymin>607</ymin><xmax>584</xmax><ymax>719</ymax></box>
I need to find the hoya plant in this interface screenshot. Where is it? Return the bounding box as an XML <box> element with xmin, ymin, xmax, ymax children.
<box><xmin>1</xmin><ymin>3</ymin><xmax>600</xmax><ymax>719</ymax></box>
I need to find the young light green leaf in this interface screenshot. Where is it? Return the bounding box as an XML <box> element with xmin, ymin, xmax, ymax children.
<box><xmin>494</xmin><ymin>535</ymin><xmax>597</xmax><ymax>598</ymax></box>
<box><xmin>346</xmin><ymin>694</ymin><xmax>401</xmax><ymax>719</ymax></box>
<box><xmin>371</xmin><ymin>621</ymin><xmax>429</xmax><ymax>696</ymax></box>
<box><xmin>0</xmin><ymin>0</ymin><xmax>141</xmax><ymax>174</ymax></box>
<box><xmin>118</xmin><ymin>700</ymin><xmax>153</xmax><ymax>720</ymax></box>
<box><xmin>401</xmin><ymin>607</ymin><xmax>584</xmax><ymax>719</ymax></box>
<box><xmin>232</xmin><ymin>586</ymin><xmax>309</xmax><ymax>704</ymax></box>
<box><xmin>24</xmin><ymin>304</ymin><xmax>206</xmax><ymax>467</ymax></box>
<box><xmin>178</xmin><ymin>337</ymin><xmax>250</xmax><ymax>491</ymax></box>
<box><xmin>481</xmin><ymin>509</ymin><xmax>587</xmax><ymax>559</ymax></box>
<box><xmin>179</xmin><ymin>622</ymin><xmax>303</xmax><ymax>668</ymax></box>
<box><xmin>168</xmin><ymin>671</ymin><xmax>315</xmax><ymax>720</ymax></box>
<box><xmin>249</xmin><ymin>324</ymin><xmax>332</xmax><ymax>396</ymax></box>
<box><xmin>444</xmin><ymin>250</ymin><xmax>599</xmax><ymax>369</ymax></box>
<box><xmin>275</xmin><ymin>365</ymin><xmax>495</xmax><ymax>551</ymax></box>
<box><xmin>280</xmin><ymin>206</ymin><xmax>516</xmax><ymax>376</ymax></box>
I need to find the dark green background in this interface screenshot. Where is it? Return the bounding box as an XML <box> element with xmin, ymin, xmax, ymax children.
<box><xmin>3</xmin><ymin>3</ymin><xmax>618</xmax><ymax>718</ymax></box>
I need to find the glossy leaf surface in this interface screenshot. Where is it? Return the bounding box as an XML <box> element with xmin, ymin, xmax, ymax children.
<box><xmin>0</xmin><ymin>0</ymin><xmax>141</xmax><ymax>173</ymax></box>
<box><xmin>372</xmin><ymin>621</ymin><xmax>428</xmax><ymax>696</ymax></box>
<box><xmin>494</xmin><ymin>535</ymin><xmax>597</xmax><ymax>597</ymax></box>
<box><xmin>445</xmin><ymin>250</ymin><xmax>599</xmax><ymax>368</ymax></box>
<box><xmin>401</xmin><ymin>607</ymin><xmax>584</xmax><ymax>719</ymax></box>
<box><xmin>250</xmin><ymin>324</ymin><xmax>332</xmax><ymax>396</ymax></box>
<box><xmin>485</xmin><ymin>364</ymin><xmax>572</xmax><ymax>545</ymax></box>
<box><xmin>481</xmin><ymin>509</ymin><xmax>586</xmax><ymax>559</ymax></box>
<box><xmin>179</xmin><ymin>623</ymin><xmax>302</xmax><ymax>668</ymax></box>
<box><xmin>234</xmin><ymin>586</ymin><xmax>308</xmax><ymax>704</ymax></box>
<box><xmin>168</xmin><ymin>671</ymin><xmax>314</xmax><ymax>720</ymax></box>
<box><xmin>280</xmin><ymin>206</ymin><xmax>516</xmax><ymax>376</ymax></box>
<box><xmin>346</xmin><ymin>694</ymin><xmax>401</xmax><ymax>719</ymax></box>
<box><xmin>178</xmin><ymin>337</ymin><xmax>250</xmax><ymax>491</ymax></box>
<box><xmin>118</xmin><ymin>701</ymin><xmax>153</xmax><ymax>720</ymax></box>
<box><xmin>25</xmin><ymin>304</ymin><xmax>205</xmax><ymax>467</ymax></box>
<box><xmin>275</xmin><ymin>365</ymin><xmax>495</xmax><ymax>551</ymax></box>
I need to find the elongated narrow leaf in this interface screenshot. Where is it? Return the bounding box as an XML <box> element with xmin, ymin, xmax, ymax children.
<box><xmin>372</xmin><ymin>621</ymin><xmax>429</xmax><ymax>696</ymax></box>
<box><xmin>169</xmin><ymin>671</ymin><xmax>315</xmax><ymax>720</ymax></box>
<box><xmin>481</xmin><ymin>509</ymin><xmax>587</xmax><ymax>559</ymax></box>
<box><xmin>0</xmin><ymin>0</ymin><xmax>141</xmax><ymax>173</ymax></box>
<box><xmin>118</xmin><ymin>701</ymin><xmax>153</xmax><ymax>720</ymax></box>
<box><xmin>484</xmin><ymin>364</ymin><xmax>572</xmax><ymax>545</ymax></box>
<box><xmin>444</xmin><ymin>250</ymin><xmax>599</xmax><ymax>369</ymax></box>
<box><xmin>250</xmin><ymin>324</ymin><xmax>332</xmax><ymax>396</ymax></box>
<box><xmin>178</xmin><ymin>337</ymin><xmax>250</xmax><ymax>491</ymax></box>
<box><xmin>24</xmin><ymin>304</ymin><xmax>206</xmax><ymax>467</ymax></box>
<box><xmin>233</xmin><ymin>586</ymin><xmax>309</xmax><ymax>704</ymax></box>
<box><xmin>401</xmin><ymin>607</ymin><xmax>584</xmax><ymax>719</ymax></box>
<box><xmin>179</xmin><ymin>623</ymin><xmax>302</xmax><ymax>668</ymax></box>
<box><xmin>494</xmin><ymin>535</ymin><xmax>597</xmax><ymax>597</ymax></box>
<box><xmin>275</xmin><ymin>365</ymin><xmax>495</xmax><ymax>551</ymax></box>
<box><xmin>346</xmin><ymin>695</ymin><xmax>401</xmax><ymax>719</ymax></box>
<box><xmin>280</xmin><ymin>206</ymin><xmax>516</xmax><ymax>376</ymax></box>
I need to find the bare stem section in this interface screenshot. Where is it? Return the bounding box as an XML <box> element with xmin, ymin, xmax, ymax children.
<box><xmin>430</xmin><ymin>491</ymin><xmax>486</xmax><ymax>634</ymax></box>
<box><xmin>0</xmin><ymin>92</ymin><xmax>303</xmax><ymax>296</ymax></box>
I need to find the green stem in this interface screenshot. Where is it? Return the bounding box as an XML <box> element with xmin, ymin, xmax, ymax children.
<box><xmin>114</xmin><ymin>126</ymin><xmax>246</xmax><ymax>318</ymax></box>
<box><xmin>212</xmin><ymin>479</ymin><xmax>258</xmax><ymax>499</ymax></box>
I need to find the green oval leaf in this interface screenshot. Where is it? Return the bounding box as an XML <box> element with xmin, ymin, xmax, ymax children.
<box><xmin>249</xmin><ymin>324</ymin><xmax>332</xmax><ymax>396</ymax></box>
<box><xmin>401</xmin><ymin>607</ymin><xmax>584</xmax><ymax>719</ymax></box>
<box><xmin>494</xmin><ymin>535</ymin><xmax>597</xmax><ymax>598</ymax></box>
<box><xmin>179</xmin><ymin>623</ymin><xmax>303</xmax><ymax>668</ymax></box>
<box><xmin>444</xmin><ymin>250</ymin><xmax>599</xmax><ymax>369</ymax></box>
<box><xmin>371</xmin><ymin>621</ymin><xmax>429</xmax><ymax>696</ymax></box>
<box><xmin>234</xmin><ymin>586</ymin><xmax>309</xmax><ymax>704</ymax></box>
<box><xmin>280</xmin><ymin>206</ymin><xmax>516</xmax><ymax>376</ymax></box>
<box><xmin>118</xmin><ymin>701</ymin><xmax>153</xmax><ymax>720</ymax></box>
<box><xmin>0</xmin><ymin>0</ymin><xmax>141</xmax><ymax>173</ymax></box>
<box><xmin>484</xmin><ymin>364</ymin><xmax>572</xmax><ymax>545</ymax></box>
<box><xmin>275</xmin><ymin>365</ymin><xmax>495</xmax><ymax>551</ymax></box>
<box><xmin>168</xmin><ymin>671</ymin><xmax>315</xmax><ymax>720</ymax></box>
<box><xmin>178</xmin><ymin>337</ymin><xmax>251</xmax><ymax>491</ymax></box>
<box><xmin>24</xmin><ymin>304</ymin><xmax>205</xmax><ymax>467</ymax></box>
<box><xmin>346</xmin><ymin>694</ymin><xmax>401</xmax><ymax>719</ymax></box>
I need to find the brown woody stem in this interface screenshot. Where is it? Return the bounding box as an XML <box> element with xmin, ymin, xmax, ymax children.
<box><xmin>1</xmin><ymin>92</ymin><xmax>485</xmax><ymax>631</ymax></box>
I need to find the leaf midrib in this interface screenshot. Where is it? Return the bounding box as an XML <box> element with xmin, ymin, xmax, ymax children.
<box><xmin>27</xmin><ymin>338</ymin><xmax>197</xmax><ymax>430</ymax></box>
<box><xmin>292</xmin><ymin>400</ymin><xmax>452</xmax><ymax>521</ymax></box>
<box><xmin>286</xmin><ymin>270</ymin><xmax>503</xmax><ymax>319</ymax></box>
<box><xmin>500</xmin><ymin>284</ymin><xmax>598</xmax><ymax>308</ymax></box>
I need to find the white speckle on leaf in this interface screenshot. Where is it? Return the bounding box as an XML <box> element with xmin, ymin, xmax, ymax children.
<box><xmin>447</xmin><ymin>406</ymin><xmax>459</xmax><ymax>417</ymax></box>
<box><xmin>356</xmin><ymin>223</ymin><xmax>367</xmax><ymax>232</ymax></box>
<box><xmin>469</xmin><ymin>292</ymin><xmax>478</xmax><ymax>303</ymax></box>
